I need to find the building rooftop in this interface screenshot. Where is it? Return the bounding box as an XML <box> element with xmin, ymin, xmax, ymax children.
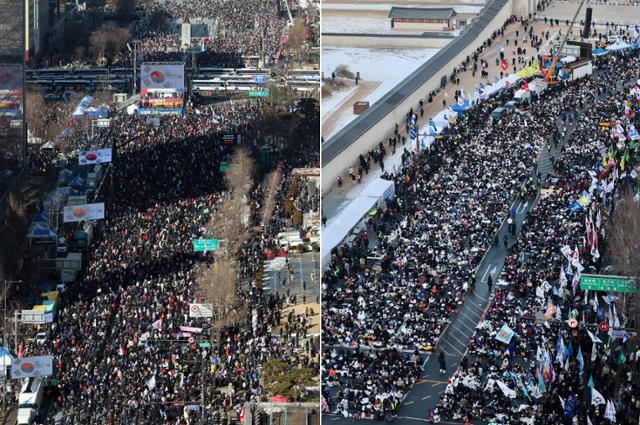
<box><xmin>323</xmin><ymin>0</ymin><xmax>507</xmax><ymax>164</ymax></box>
<box><xmin>388</xmin><ymin>7</ymin><xmax>457</xmax><ymax>20</ymax></box>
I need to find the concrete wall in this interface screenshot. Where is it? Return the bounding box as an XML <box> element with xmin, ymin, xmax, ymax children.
<box><xmin>394</xmin><ymin>21</ymin><xmax>449</xmax><ymax>31</ymax></box>
<box><xmin>512</xmin><ymin>0</ymin><xmax>539</xmax><ymax>17</ymax></box>
<box><xmin>322</xmin><ymin>0</ymin><xmax>514</xmax><ymax>193</ymax></box>
<box><xmin>321</xmin><ymin>33</ymin><xmax>454</xmax><ymax>49</ymax></box>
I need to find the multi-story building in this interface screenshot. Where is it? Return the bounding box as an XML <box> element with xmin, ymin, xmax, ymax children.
<box><xmin>0</xmin><ymin>0</ymin><xmax>26</xmax><ymax>214</ymax></box>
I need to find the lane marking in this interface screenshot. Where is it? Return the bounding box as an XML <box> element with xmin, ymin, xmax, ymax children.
<box><xmin>446</xmin><ymin>328</ymin><xmax>468</xmax><ymax>347</ymax></box>
<box><xmin>404</xmin><ymin>401</ymin><xmax>414</xmax><ymax>405</ymax></box>
<box><xmin>454</xmin><ymin>316</ymin><xmax>476</xmax><ymax>334</ymax></box>
<box><xmin>440</xmin><ymin>338</ymin><xmax>464</xmax><ymax>356</ymax></box>
<box><xmin>421</xmin><ymin>353</ymin><xmax>431</xmax><ymax>368</ymax></box>
<box><xmin>517</xmin><ymin>200</ymin><xmax>529</xmax><ymax>214</ymax></box>
<box><xmin>421</xmin><ymin>395</ymin><xmax>432</xmax><ymax>400</ymax></box>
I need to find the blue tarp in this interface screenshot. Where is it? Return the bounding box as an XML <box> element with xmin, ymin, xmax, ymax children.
<box><xmin>592</xmin><ymin>48</ymin><xmax>608</xmax><ymax>56</ymax></box>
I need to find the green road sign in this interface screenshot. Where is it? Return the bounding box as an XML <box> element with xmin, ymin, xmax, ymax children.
<box><xmin>248</xmin><ymin>90</ymin><xmax>270</xmax><ymax>98</ymax></box>
<box><xmin>198</xmin><ymin>342</ymin><xmax>211</xmax><ymax>348</ymax></box>
<box><xmin>220</xmin><ymin>161</ymin><xmax>229</xmax><ymax>172</ymax></box>
<box><xmin>193</xmin><ymin>239</ymin><xmax>219</xmax><ymax>252</ymax></box>
<box><xmin>580</xmin><ymin>274</ymin><xmax>637</xmax><ymax>293</ymax></box>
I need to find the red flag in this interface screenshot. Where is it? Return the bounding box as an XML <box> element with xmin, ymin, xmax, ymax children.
<box><xmin>239</xmin><ymin>403</ymin><xmax>245</xmax><ymax>422</ymax></box>
<box><xmin>501</xmin><ymin>59</ymin><xmax>509</xmax><ymax>71</ymax></box>
<box><xmin>523</xmin><ymin>81</ymin><xmax>529</xmax><ymax>90</ymax></box>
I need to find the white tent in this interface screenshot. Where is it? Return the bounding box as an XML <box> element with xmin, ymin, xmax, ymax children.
<box><xmin>606</xmin><ymin>41</ymin><xmax>631</xmax><ymax>51</ymax></box>
<box><xmin>126</xmin><ymin>104</ymin><xmax>139</xmax><ymax>115</ymax></box>
<box><xmin>361</xmin><ymin>177</ymin><xmax>395</xmax><ymax>206</ymax></box>
<box><xmin>321</xmin><ymin>196</ymin><xmax>377</xmax><ymax>267</ymax></box>
<box><xmin>560</xmin><ymin>55</ymin><xmax>576</xmax><ymax>63</ymax></box>
<box><xmin>0</xmin><ymin>348</ymin><xmax>12</xmax><ymax>376</ymax></box>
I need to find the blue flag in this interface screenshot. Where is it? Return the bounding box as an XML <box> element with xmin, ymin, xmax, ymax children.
<box><xmin>577</xmin><ymin>346</ymin><xmax>584</xmax><ymax>375</ymax></box>
<box><xmin>564</xmin><ymin>393</ymin><xmax>576</xmax><ymax>418</ymax></box>
<box><xmin>565</xmin><ymin>340</ymin><xmax>574</xmax><ymax>358</ymax></box>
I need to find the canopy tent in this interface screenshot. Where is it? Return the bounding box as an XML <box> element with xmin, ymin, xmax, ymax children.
<box><xmin>516</xmin><ymin>66</ymin><xmax>542</xmax><ymax>79</ymax></box>
<box><xmin>592</xmin><ymin>48</ymin><xmax>608</xmax><ymax>56</ymax></box>
<box><xmin>528</xmin><ymin>79</ymin><xmax>548</xmax><ymax>94</ymax></box>
<box><xmin>0</xmin><ymin>347</ymin><xmax>12</xmax><ymax>375</ymax></box>
<box><xmin>27</xmin><ymin>222</ymin><xmax>57</xmax><ymax>239</ymax></box>
<box><xmin>361</xmin><ymin>177</ymin><xmax>395</xmax><ymax>206</ymax></box>
<box><xmin>40</xmin><ymin>141</ymin><xmax>55</xmax><ymax>150</ymax></box>
<box><xmin>33</xmin><ymin>210</ymin><xmax>49</xmax><ymax>224</ymax></box>
<box><xmin>450</xmin><ymin>99</ymin><xmax>471</xmax><ymax>113</ymax></box>
<box><xmin>606</xmin><ymin>41</ymin><xmax>632</xmax><ymax>51</ymax></box>
<box><xmin>321</xmin><ymin>196</ymin><xmax>377</xmax><ymax>267</ymax></box>
<box><xmin>431</xmin><ymin>108</ymin><xmax>453</xmax><ymax>128</ymax></box>
<box><xmin>57</xmin><ymin>169</ymin><xmax>73</xmax><ymax>185</ymax></box>
<box><xmin>72</xmin><ymin>95</ymin><xmax>94</xmax><ymax>119</ymax></box>
<box><xmin>69</xmin><ymin>176</ymin><xmax>85</xmax><ymax>188</ymax></box>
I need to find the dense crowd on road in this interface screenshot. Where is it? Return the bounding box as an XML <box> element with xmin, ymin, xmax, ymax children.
<box><xmin>433</xmin><ymin>49</ymin><xmax>640</xmax><ymax>425</ymax></box>
<box><xmin>132</xmin><ymin>0</ymin><xmax>286</xmax><ymax>67</ymax></box>
<box><xmin>321</xmin><ymin>26</ymin><xmax>640</xmax><ymax>421</ymax></box>
<box><xmin>18</xmin><ymin>98</ymin><xmax>320</xmax><ymax>424</ymax></box>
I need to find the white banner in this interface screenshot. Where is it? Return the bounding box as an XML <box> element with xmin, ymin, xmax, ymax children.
<box><xmin>189</xmin><ymin>303</ymin><xmax>213</xmax><ymax>318</ymax></box>
<box><xmin>11</xmin><ymin>355</ymin><xmax>53</xmax><ymax>379</ymax></box>
<box><xmin>63</xmin><ymin>203</ymin><xmax>105</xmax><ymax>223</ymax></box>
<box><xmin>78</xmin><ymin>148</ymin><xmax>112</xmax><ymax>165</ymax></box>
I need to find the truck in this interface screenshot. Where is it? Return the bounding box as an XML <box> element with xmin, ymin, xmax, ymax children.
<box><xmin>17</xmin><ymin>377</ymin><xmax>43</xmax><ymax>425</ymax></box>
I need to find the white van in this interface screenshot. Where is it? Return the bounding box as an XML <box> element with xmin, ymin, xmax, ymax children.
<box><xmin>17</xmin><ymin>377</ymin><xmax>43</xmax><ymax>425</ymax></box>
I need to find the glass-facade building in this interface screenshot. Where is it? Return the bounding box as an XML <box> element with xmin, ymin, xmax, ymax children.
<box><xmin>0</xmin><ymin>0</ymin><xmax>26</xmax><ymax>209</ymax></box>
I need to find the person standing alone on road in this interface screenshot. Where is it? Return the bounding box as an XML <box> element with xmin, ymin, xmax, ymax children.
<box><xmin>438</xmin><ymin>351</ymin><xmax>446</xmax><ymax>373</ymax></box>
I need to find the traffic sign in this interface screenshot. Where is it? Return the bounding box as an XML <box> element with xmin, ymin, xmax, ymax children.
<box><xmin>253</xmin><ymin>75</ymin><xmax>267</xmax><ymax>84</ymax></box>
<box><xmin>580</xmin><ymin>274</ymin><xmax>636</xmax><ymax>293</ymax></box>
<box><xmin>220</xmin><ymin>161</ymin><xmax>229</xmax><ymax>172</ymax></box>
<box><xmin>193</xmin><ymin>239</ymin><xmax>219</xmax><ymax>252</ymax></box>
<box><xmin>248</xmin><ymin>90</ymin><xmax>270</xmax><ymax>97</ymax></box>
<box><xmin>598</xmin><ymin>321</ymin><xmax>609</xmax><ymax>332</ymax></box>
<box><xmin>198</xmin><ymin>342</ymin><xmax>211</xmax><ymax>348</ymax></box>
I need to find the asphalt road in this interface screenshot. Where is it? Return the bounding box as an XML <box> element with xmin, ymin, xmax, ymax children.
<box><xmin>262</xmin><ymin>251</ymin><xmax>321</xmax><ymax>304</ymax></box>
<box><xmin>322</xmin><ymin>91</ymin><xmax>583</xmax><ymax>424</ymax></box>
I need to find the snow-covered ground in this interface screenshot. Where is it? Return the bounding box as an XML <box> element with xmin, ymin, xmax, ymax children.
<box><xmin>321</xmin><ymin>83</ymin><xmax>357</xmax><ymax>120</ymax></box>
<box><xmin>322</xmin><ymin>16</ymin><xmax>392</xmax><ymax>34</ymax></box>
<box><xmin>322</xmin><ymin>47</ymin><xmax>439</xmax><ymax>138</ymax></box>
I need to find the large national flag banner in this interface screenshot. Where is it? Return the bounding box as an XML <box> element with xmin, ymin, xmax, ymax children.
<box><xmin>78</xmin><ymin>148</ymin><xmax>112</xmax><ymax>165</ymax></box>
<box><xmin>63</xmin><ymin>203</ymin><xmax>105</xmax><ymax>223</ymax></box>
<box><xmin>11</xmin><ymin>355</ymin><xmax>53</xmax><ymax>379</ymax></box>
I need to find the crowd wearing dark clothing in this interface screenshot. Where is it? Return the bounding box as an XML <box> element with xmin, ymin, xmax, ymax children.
<box><xmin>432</xmin><ymin>49</ymin><xmax>640</xmax><ymax>425</ymax></box>
<box><xmin>20</xmin><ymin>98</ymin><xmax>319</xmax><ymax>424</ymax></box>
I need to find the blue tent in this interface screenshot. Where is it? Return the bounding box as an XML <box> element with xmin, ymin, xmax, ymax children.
<box><xmin>592</xmin><ymin>48</ymin><xmax>608</xmax><ymax>56</ymax></box>
<box><xmin>33</xmin><ymin>210</ymin><xmax>49</xmax><ymax>223</ymax></box>
<box><xmin>451</xmin><ymin>100</ymin><xmax>471</xmax><ymax>113</ymax></box>
<box><xmin>69</xmin><ymin>176</ymin><xmax>85</xmax><ymax>188</ymax></box>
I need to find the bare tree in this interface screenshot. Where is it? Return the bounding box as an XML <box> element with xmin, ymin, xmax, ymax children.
<box><xmin>198</xmin><ymin>149</ymin><xmax>255</xmax><ymax>339</ymax></box>
<box><xmin>286</xmin><ymin>19</ymin><xmax>307</xmax><ymax>66</ymax></box>
<box><xmin>25</xmin><ymin>89</ymin><xmax>79</xmax><ymax>147</ymax></box>
<box><xmin>606</xmin><ymin>192</ymin><xmax>640</xmax><ymax>338</ymax></box>
<box><xmin>89</xmin><ymin>28</ymin><xmax>129</xmax><ymax>65</ymax></box>
<box><xmin>260</xmin><ymin>170</ymin><xmax>282</xmax><ymax>227</ymax></box>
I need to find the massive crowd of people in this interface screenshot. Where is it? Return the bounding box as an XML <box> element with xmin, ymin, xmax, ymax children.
<box><xmin>434</xmin><ymin>49</ymin><xmax>640</xmax><ymax>424</ymax></box>
<box><xmin>321</xmin><ymin>21</ymin><xmax>640</xmax><ymax>422</ymax></box>
<box><xmin>132</xmin><ymin>0</ymin><xmax>287</xmax><ymax>67</ymax></box>
<box><xmin>17</xmin><ymin>96</ymin><xmax>320</xmax><ymax>424</ymax></box>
